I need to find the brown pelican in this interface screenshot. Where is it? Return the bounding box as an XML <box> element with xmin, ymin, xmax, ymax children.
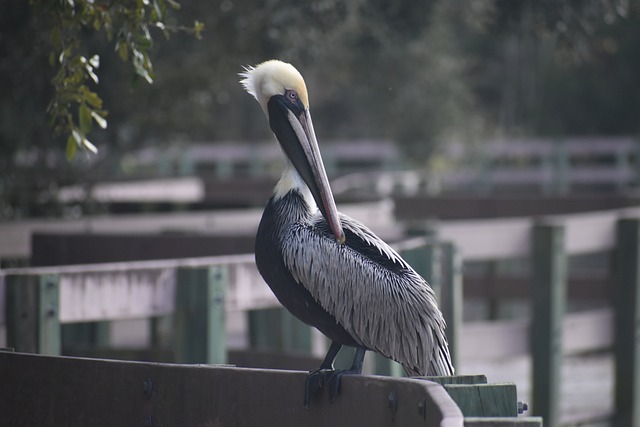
<box><xmin>240</xmin><ymin>60</ymin><xmax>454</xmax><ymax>406</ymax></box>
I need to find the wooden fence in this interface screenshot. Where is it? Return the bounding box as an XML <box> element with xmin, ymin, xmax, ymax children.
<box><xmin>332</xmin><ymin>136</ymin><xmax>640</xmax><ymax>196</ymax></box>
<box><xmin>3</xmin><ymin>206</ymin><xmax>640</xmax><ymax>426</ymax></box>
<box><xmin>0</xmin><ymin>249</ymin><xmax>538</xmax><ymax>426</ymax></box>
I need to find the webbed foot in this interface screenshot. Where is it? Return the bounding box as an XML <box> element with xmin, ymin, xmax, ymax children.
<box><xmin>304</xmin><ymin>368</ymin><xmax>334</xmax><ymax>407</ymax></box>
<box><xmin>326</xmin><ymin>366</ymin><xmax>361</xmax><ymax>403</ymax></box>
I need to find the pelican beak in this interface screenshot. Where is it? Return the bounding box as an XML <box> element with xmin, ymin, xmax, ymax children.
<box><xmin>267</xmin><ymin>96</ymin><xmax>345</xmax><ymax>244</ymax></box>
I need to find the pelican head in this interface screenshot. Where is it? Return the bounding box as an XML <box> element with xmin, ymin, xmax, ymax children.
<box><xmin>240</xmin><ymin>60</ymin><xmax>344</xmax><ymax>244</ymax></box>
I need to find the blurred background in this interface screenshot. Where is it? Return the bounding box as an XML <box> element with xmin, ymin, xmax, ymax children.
<box><xmin>1</xmin><ymin>0</ymin><xmax>639</xmax><ymax>425</ymax></box>
<box><xmin>2</xmin><ymin>0</ymin><xmax>638</xmax><ymax>218</ymax></box>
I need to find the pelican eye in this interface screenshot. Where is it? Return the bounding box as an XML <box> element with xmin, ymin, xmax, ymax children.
<box><xmin>286</xmin><ymin>89</ymin><xmax>298</xmax><ymax>102</ymax></box>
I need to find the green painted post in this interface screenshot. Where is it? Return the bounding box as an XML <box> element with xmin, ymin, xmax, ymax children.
<box><xmin>441</xmin><ymin>242</ymin><xmax>462</xmax><ymax>371</ymax></box>
<box><xmin>6</xmin><ymin>274</ymin><xmax>60</xmax><ymax>355</ymax></box>
<box><xmin>531</xmin><ymin>223</ymin><xmax>566</xmax><ymax>427</ymax></box>
<box><xmin>614</xmin><ymin>218</ymin><xmax>640</xmax><ymax>427</ymax></box>
<box><xmin>615</xmin><ymin>150</ymin><xmax>629</xmax><ymax>192</ymax></box>
<box><xmin>6</xmin><ymin>275</ymin><xmax>36</xmax><ymax>353</ymax></box>
<box><xmin>280</xmin><ymin>310</ymin><xmax>312</xmax><ymax>353</ymax></box>
<box><xmin>635</xmin><ymin>138</ymin><xmax>640</xmax><ymax>187</ymax></box>
<box><xmin>38</xmin><ymin>274</ymin><xmax>60</xmax><ymax>356</ymax></box>
<box><xmin>249</xmin><ymin>308</ymin><xmax>279</xmax><ymax>350</ymax></box>
<box><xmin>175</xmin><ymin>266</ymin><xmax>227</xmax><ymax>364</ymax></box>
<box><xmin>249</xmin><ymin>308</ymin><xmax>311</xmax><ymax>353</ymax></box>
<box><xmin>402</xmin><ymin>242</ymin><xmax>441</xmax><ymax>300</ymax></box>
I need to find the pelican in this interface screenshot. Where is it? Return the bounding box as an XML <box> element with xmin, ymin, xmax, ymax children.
<box><xmin>240</xmin><ymin>60</ymin><xmax>454</xmax><ymax>406</ymax></box>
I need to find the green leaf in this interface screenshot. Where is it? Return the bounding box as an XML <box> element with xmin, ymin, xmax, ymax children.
<box><xmin>79</xmin><ymin>103</ymin><xmax>92</xmax><ymax>134</ymax></box>
<box><xmin>89</xmin><ymin>55</ymin><xmax>100</xmax><ymax>68</ymax></box>
<box><xmin>51</xmin><ymin>27</ymin><xmax>62</xmax><ymax>49</ymax></box>
<box><xmin>91</xmin><ymin>111</ymin><xmax>107</xmax><ymax>129</ymax></box>
<box><xmin>72</xmin><ymin>129</ymin><xmax>83</xmax><ymax>144</ymax></box>
<box><xmin>82</xmin><ymin>137</ymin><xmax>98</xmax><ymax>154</ymax></box>
<box><xmin>194</xmin><ymin>20</ymin><xmax>205</xmax><ymax>39</ymax></box>
<box><xmin>136</xmin><ymin>36</ymin><xmax>153</xmax><ymax>50</ymax></box>
<box><xmin>79</xmin><ymin>86</ymin><xmax>103</xmax><ymax>108</ymax></box>
<box><xmin>85</xmin><ymin>65</ymin><xmax>99</xmax><ymax>84</ymax></box>
<box><xmin>166</xmin><ymin>0</ymin><xmax>181</xmax><ymax>10</ymax></box>
<box><xmin>117</xmin><ymin>42</ymin><xmax>129</xmax><ymax>61</ymax></box>
<box><xmin>66</xmin><ymin>135</ymin><xmax>77</xmax><ymax>160</ymax></box>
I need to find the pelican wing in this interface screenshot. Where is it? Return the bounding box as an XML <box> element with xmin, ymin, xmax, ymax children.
<box><xmin>281</xmin><ymin>212</ymin><xmax>454</xmax><ymax>376</ymax></box>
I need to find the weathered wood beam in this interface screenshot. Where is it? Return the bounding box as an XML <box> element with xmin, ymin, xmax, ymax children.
<box><xmin>614</xmin><ymin>218</ymin><xmax>640</xmax><ymax>427</ymax></box>
<box><xmin>531</xmin><ymin>223</ymin><xmax>566</xmax><ymax>427</ymax></box>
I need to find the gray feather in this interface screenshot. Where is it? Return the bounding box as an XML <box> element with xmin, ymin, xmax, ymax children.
<box><xmin>281</xmin><ymin>211</ymin><xmax>454</xmax><ymax>376</ymax></box>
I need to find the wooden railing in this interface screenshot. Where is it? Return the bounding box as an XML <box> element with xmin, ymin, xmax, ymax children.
<box><xmin>0</xmin><ymin>243</ymin><xmax>537</xmax><ymax>426</ymax></box>
<box><xmin>0</xmin><ymin>350</ymin><xmax>468</xmax><ymax>427</ymax></box>
<box><xmin>3</xmin><ymin>206</ymin><xmax>640</xmax><ymax>426</ymax></box>
<box><xmin>333</xmin><ymin>136</ymin><xmax>640</xmax><ymax>196</ymax></box>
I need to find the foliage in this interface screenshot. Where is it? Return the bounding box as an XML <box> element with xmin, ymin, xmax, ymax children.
<box><xmin>1</xmin><ymin>0</ymin><xmax>638</xmax><ymax>219</ymax></box>
<box><xmin>33</xmin><ymin>0</ymin><xmax>204</xmax><ymax>159</ymax></box>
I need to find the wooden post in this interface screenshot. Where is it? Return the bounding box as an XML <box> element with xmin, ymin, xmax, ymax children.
<box><xmin>441</xmin><ymin>242</ymin><xmax>462</xmax><ymax>371</ymax></box>
<box><xmin>614</xmin><ymin>218</ymin><xmax>640</xmax><ymax>427</ymax></box>
<box><xmin>38</xmin><ymin>274</ymin><xmax>61</xmax><ymax>355</ymax></box>
<box><xmin>248</xmin><ymin>308</ymin><xmax>312</xmax><ymax>354</ymax></box>
<box><xmin>402</xmin><ymin>242</ymin><xmax>441</xmax><ymax>300</ymax></box>
<box><xmin>531</xmin><ymin>223</ymin><xmax>566</xmax><ymax>427</ymax></box>
<box><xmin>174</xmin><ymin>266</ymin><xmax>227</xmax><ymax>364</ymax></box>
<box><xmin>6</xmin><ymin>274</ymin><xmax>60</xmax><ymax>355</ymax></box>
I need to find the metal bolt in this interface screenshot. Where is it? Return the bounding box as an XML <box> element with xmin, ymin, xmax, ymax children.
<box><xmin>518</xmin><ymin>401</ymin><xmax>529</xmax><ymax>414</ymax></box>
<box><xmin>388</xmin><ymin>391</ymin><xmax>398</xmax><ymax>415</ymax></box>
<box><xmin>143</xmin><ymin>378</ymin><xmax>153</xmax><ymax>399</ymax></box>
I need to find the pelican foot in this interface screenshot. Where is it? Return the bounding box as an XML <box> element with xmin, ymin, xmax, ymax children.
<box><xmin>326</xmin><ymin>367</ymin><xmax>360</xmax><ymax>403</ymax></box>
<box><xmin>304</xmin><ymin>368</ymin><xmax>334</xmax><ymax>408</ymax></box>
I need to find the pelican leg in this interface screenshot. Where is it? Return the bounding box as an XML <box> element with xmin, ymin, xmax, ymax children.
<box><xmin>304</xmin><ymin>341</ymin><xmax>342</xmax><ymax>407</ymax></box>
<box><xmin>327</xmin><ymin>347</ymin><xmax>367</xmax><ymax>403</ymax></box>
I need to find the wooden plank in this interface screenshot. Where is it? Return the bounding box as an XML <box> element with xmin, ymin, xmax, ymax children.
<box><xmin>6</xmin><ymin>275</ymin><xmax>38</xmax><ymax>353</ymax></box>
<box><xmin>58</xmin><ymin>268</ymin><xmax>176</xmax><ymax>323</ymax></box>
<box><xmin>0</xmin><ymin>351</ymin><xmax>464</xmax><ymax>427</ymax></box>
<box><xmin>425</xmin><ymin>375</ymin><xmax>488</xmax><ymax>385</ymax></box>
<box><xmin>438</xmin><ymin>217</ymin><xmax>531</xmax><ymax>260</ymax></box>
<box><xmin>442</xmin><ymin>242</ymin><xmax>462</xmax><ymax>370</ymax></box>
<box><xmin>0</xmin><ymin>276</ymin><xmax>5</xmax><ymax>327</ymax></box>
<box><xmin>562</xmin><ymin>308</ymin><xmax>613</xmax><ymax>354</ymax></box>
<box><xmin>463</xmin><ymin>276</ymin><xmax>612</xmax><ymax>299</ymax></box>
<box><xmin>614</xmin><ymin>218</ymin><xmax>640</xmax><ymax>427</ymax></box>
<box><xmin>31</xmin><ymin>233</ymin><xmax>257</xmax><ymax>265</ymax></box>
<box><xmin>5</xmin><ymin>274</ymin><xmax>61</xmax><ymax>355</ymax></box>
<box><xmin>0</xmin><ymin>200</ymin><xmax>397</xmax><ymax>260</ymax></box>
<box><xmin>531</xmin><ymin>223</ymin><xmax>566</xmax><ymax>427</ymax></box>
<box><xmin>464</xmin><ymin>417</ymin><xmax>543</xmax><ymax>426</ymax></box>
<box><xmin>394</xmin><ymin>195</ymin><xmax>640</xmax><ymax>221</ymax></box>
<box><xmin>444</xmin><ymin>383</ymin><xmax>518</xmax><ymax>417</ymax></box>
<box><xmin>38</xmin><ymin>274</ymin><xmax>61</xmax><ymax>355</ymax></box>
<box><xmin>460</xmin><ymin>319</ymin><xmax>529</xmax><ymax>360</ymax></box>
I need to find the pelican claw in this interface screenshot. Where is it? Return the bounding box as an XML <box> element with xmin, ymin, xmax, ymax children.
<box><xmin>304</xmin><ymin>368</ymin><xmax>334</xmax><ymax>407</ymax></box>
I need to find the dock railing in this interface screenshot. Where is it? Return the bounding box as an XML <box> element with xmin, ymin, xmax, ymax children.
<box><xmin>3</xmin><ymin>206</ymin><xmax>640</xmax><ymax>426</ymax></box>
